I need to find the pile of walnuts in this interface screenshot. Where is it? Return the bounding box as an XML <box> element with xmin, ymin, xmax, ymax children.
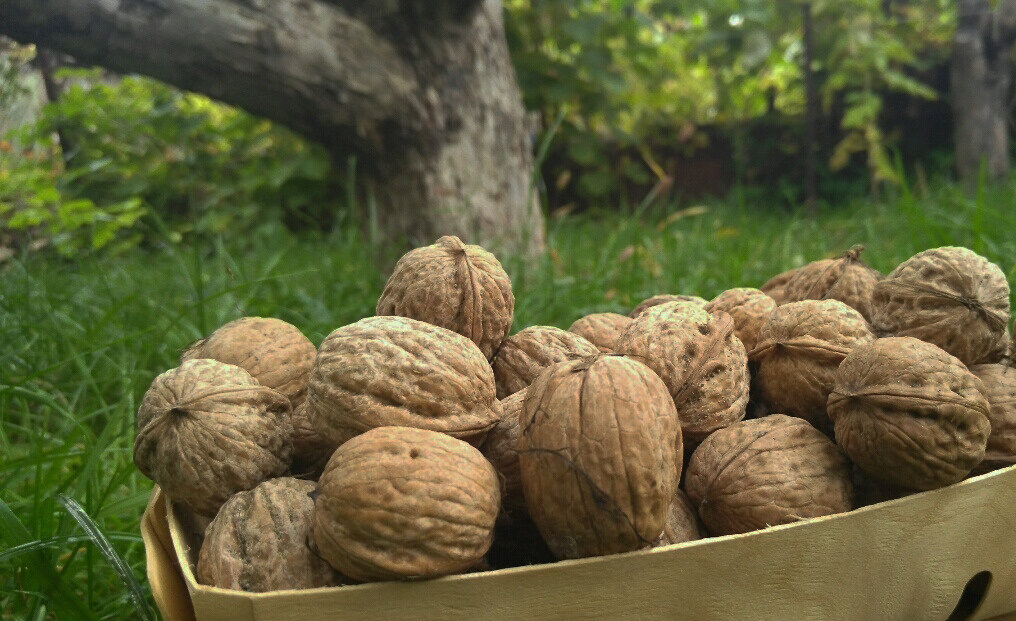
<box><xmin>134</xmin><ymin>238</ymin><xmax>1016</xmax><ymax>592</ymax></box>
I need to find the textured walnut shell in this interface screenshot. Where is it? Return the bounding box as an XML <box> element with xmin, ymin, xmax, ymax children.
<box><xmin>311</xmin><ymin>426</ymin><xmax>500</xmax><ymax>582</ymax></box>
<box><xmin>654</xmin><ymin>490</ymin><xmax>706</xmax><ymax>547</ymax></box>
<box><xmin>290</xmin><ymin>401</ymin><xmax>334</xmax><ymax>478</ymax></box>
<box><xmin>519</xmin><ymin>355</ymin><xmax>680</xmax><ymax>559</ymax></box>
<box><xmin>828</xmin><ymin>337</ymin><xmax>990</xmax><ymax>490</ymax></box>
<box><xmin>685</xmin><ymin>415</ymin><xmax>854</xmax><ymax>535</ymax></box>
<box><xmin>376</xmin><ymin>235</ymin><xmax>514</xmax><ymax>361</ymax></box>
<box><xmin>616</xmin><ymin>302</ymin><xmax>749</xmax><ymax>443</ymax></box>
<box><xmin>568</xmin><ymin>312</ymin><xmax>633</xmax><ymax>353</ymax></box>
<box><xmin>480</xmin><ymin>389</ymin><xmax>526</xmax><ymax>516</ymax></box>
<box><xmin>750</xmin><ymin>300</ymin><xmax>874</xmax><ymax>428</ymax></box>
<box><xmin>780</xmin><ymin>247</ymin><xmax>882</xmax><ymax>322</ymax></box>
<box><xmin>491</xmin><ymin>326</ymin><xmax>599</xmax><ymax>399</ymax></box>
<box><xmin>872</xmin><ymin>246</ymin><xmax>1010</xmax><ymax>365</ymax></box>
<box><xmin>967</xmin><ymin>364</ymin><xmax>1016</xmax><ymax>468</ymax></box>
<box><xmin>630</xmin><ymin>294</ymin><xmax>707</xmax><ymax>318</ymax></box>
<box><xmin>197</xmin><ymin>478</ymin><xmax>340</xmax><ymax>591</ymax></box>
<box><xmin>704</xmin><ymin>288</ymin><xmax>776</xmax><ymax>353</ymax></box>
<box><xmin>134</xmin><ymin>359</ymin><xmax>293</xmax><ymax>517</ymax></box>
<box><xmin>307</xmin><ymin>316</ymin><xmax>500</xmax><ymax>450</ymax></box>
<box><xmin>181</xmin><ymin>317</ymin><xmax>316</xmax><ymax>407</ymax></box>
<box><xmin>760</xmin><ymin>267</ymin><xmax>801</xmax><ymax>304</ymax></box>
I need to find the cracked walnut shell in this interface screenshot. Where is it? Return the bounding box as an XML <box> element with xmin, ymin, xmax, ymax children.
<box><xmin>684</xmin><ymin>414</ymin><xmax>854</xmax><ymax>536</ymax></box>
<box><xmin>197</xmin><ymin>477</ymin><xmax>341</xmax><ymax>591</ymax></box>
<box><xmin>491</xmin><ymin>325</ymin><xmax>599</xmax><ymax>399</ymax></box>
<box><xmin>519</xmin><ymin>355</ymin><xmax>680</xmax><ymax>559</ymax></box>
<box><xmin>307</xmin><ymin>316</ymin><xmax>501</xmax><ymax>450</ymax></box>
<box><xmin>568</xmin><ymin>312</ymin><xmax>633</xmax><ymax>353</ymax></box>
<box><xmin>872</xmin><ymin>246</ymin><xmax>1010</xmax><ymax>365</ymax></box>
<box><xmin>133</xmin><ymin>359</ymin><xmax>293</xmax><ymax>517</ymax></box>
<box><xmin>311</xmin><ymin>426</ymin><xmax>500</xmax><ymax>582</ymax></box>
<box><xmin>376</xmin><ymin>235</ymin><xmax>514</xmax><ymax>361</ymax></box>
<box><xmin>828</xmin><ymin>337</ymin><xmax>990</xmax><ymax>490</ymax></box>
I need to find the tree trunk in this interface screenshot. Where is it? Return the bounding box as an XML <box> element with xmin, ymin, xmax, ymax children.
<box><xmin>0</xmin><ymin>0</ymin><xmax>544</xmax><ymax>254</ymax></box>
<box><xmin>952</xmin><ymin>0</ymin><xmax>1016</xmax><ymax>183</ymax></box>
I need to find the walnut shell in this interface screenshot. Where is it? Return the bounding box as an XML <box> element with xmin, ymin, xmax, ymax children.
<box><xmin>966</xmin><ymin>363</ymin><xmax>1016</xmax><ymax>468</ymax></box>
<box><xmin>519</xmin><ymin>355</ymin><xmax>680</xmax><ymax>559</ymax></box>
<box><xmin>760</xmin><ymin>267</ymin><xmax>801</xmax><ymax>304</ymax></box>
<box><xmin>871</xmin><ymin>246</ymin><xmax>1010</xmax><ymax>365</ymax></box>
<box><xmin>684</xmin><ymin>414</ymin><xmax>854</xmax><ymax>535</ymax></box>
<box><xmin>828</xmin><ymin>337</ymin><xmax>991</xmax><ymax>490</ymax></box>
<box><xmin>479</xmin><ymin>389</ymin><xmax>526</xmax><ymax>516</ymax></box>
<box><xmin>704</xmin><ymin>288</ymin><xmax>777</xmax><ymax>352</ymax></box>
<box><xmin>491</xmin><ymin>326</ymin><xmax>599</xmax><ymax>399</ymax></box>
<box><xmin>630</xmin><ymin>294</ymin><xmax>707</xmax><ymax>318</ymax></box>
<box><xmin>197</xmin><ymin>478</ymin><xmax>341</xmax><ymax>591</ymax></box>
<box><xmin>181</xmin><ymin>317</ymin><xmax>316</xmax><ymax>407</ymax></box>
<box><xmin>616</xmin><ymin>302</ymin><xmax>749</xmax><ymax>443</ymax></box>
<box><xmin>307</xmin><ymin>316</ymin><xmax>501</xmax><ymax>450</ymax></box>
<box><xmin>567</xmin><ymin>312</ymin><xmax>633</xmax><ymax>353</ymax></box>
<box><xmin>290</xmin><ymin>400</ymin><xmax>334</xmax><ymax>478</ymax></box>
<box><xmin>311</xmin><ymin>426</ymin><xmax>500</xmax><ymax>582</ymax></box>
<box><xmin>750</xmin><ymin>300</ymin><xmax>874</xmax><ymax>429</ymax></box>
<box><xmin>376</xmin><ymin>235</ymin><xmax>514</xmax><ymax>361</ymax></box>
<box><xmin>133</xmin><ymin>359</ymin><xmax>293</xmax><ymax>517</ymax></box>
<box><xmin>780</xmin><ymin>247</ymin><xmax>882</xmax><ymax>321</ymax></box>
<box><xmin>653</xmin><ymin>489</ymin><xmax>706</xmax><ymax>547</ymax></box>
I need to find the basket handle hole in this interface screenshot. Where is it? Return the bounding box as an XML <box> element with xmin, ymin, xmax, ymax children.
<box><xmin>946</xmin><ymin>570</ymin><xmax>992</xmax><ymax>621</ymax></box>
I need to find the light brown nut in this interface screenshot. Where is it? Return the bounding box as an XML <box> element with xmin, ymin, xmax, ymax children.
<box><xmin>871</xmin><ymin>246</ymin><xmax>1010</xmax><ymax>365</ymax></box>
<box><xmin>133</xmin><ymin>359</ymin><xmax>293</xmax><ymax>517</ymax></box>
<box><xmin>616</xmin><ymin>301</ymin><xmax>749</xmax><ymax>443</ymax></box>
<box><xmin>307</xmin><ymin>316</ymin><xmax>500</xmax><ymax>450</ymax></box>
<box><xmin>630</xmin><ymin>294</ymin><xmax>707</xmax><ymax>318</ymax></box>
<box><xmin>828</xmin><ymin>337</ymin><xmax>991</xmax><ymax>490</ymax></box>
<box><xmin>750</xmin><ymin>299</ymin><xmax>874</xmax><ymax>429</ymax></box>
<box><xmin>479</xmin><ymin>389</ymin><xmax>526</xmax><ymax>516</ymax></box>
<box><xmin>704</xmin><ymin>288</ymin><xmax>777</xmax><ymax>353</ymax></box>
<box><xmin>653</xmin><ymin>489</ymin><xmax>706</xmax><ymax>547</ymax></box>
<box><xmin>290</xmin><ymin>400</ymin><xmax>335</xmax><ymax>478</ymax></box>
<box><xmin>376</xmin><ymin>235</ymin><xmax>514</xmax><ymax>361</ymax></box>
<box><xmin>568</xmin><ymin>312</ymin><xmax>633</xmax><ymax>353</ymax></box>
<box><xmin>966</xmin><ymin>363</ymin><xmax>1016</xmax><ymax>469</ymax></box>
<box><xmin>491</xmin><ymin>326</ymin><xmax>599</xmax><ymax>399</ymax></box>
<box><xmin>684</xmin><ymin>414</ymin><xmax>854</xmax><ymax>536</ymax></box>
<box><xmin>760</xmin><ymin>267</ymin><xmax>801</xmax><ymax>305</ymax></box>
<box><xmin>519</xmin><ymin>355</ymin><xmax>680</xmax><ymax>559</ymax></box>
<box><xmin>311</xmin><ymin>426</ymin><xmax>500</xmax><ymax>582</ymax></box>
<box><xmin>197</xmin><ymin>478</ymin><xmax>342</xmax><ymax>591</ymax></box>
<box><xmin>780</xmin><ymin>246</ymin><xmax>883</xmax><ymax>322</ymax></box>
<box><xmin>181</xmin><ymin>317</ymin><xmax>316</xmax><ymax>407</ymax></box>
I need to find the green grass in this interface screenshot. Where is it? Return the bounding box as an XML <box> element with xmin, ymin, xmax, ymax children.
<box><xmin>3</xmin><ymin>176</ymin><xmax>1016</xmax><ymax>619</ymax></box>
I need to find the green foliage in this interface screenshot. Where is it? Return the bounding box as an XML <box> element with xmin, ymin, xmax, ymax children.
<box><xmin>1</xmin><ymin>71</ymin><xmax>335</xmax><ymax>255</ymax></box>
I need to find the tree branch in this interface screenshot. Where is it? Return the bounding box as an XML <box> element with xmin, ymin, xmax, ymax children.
<box><xmin>0</xmin><ymin>0</ymin><xmax>423</xmax><ymax>159</ymax></box>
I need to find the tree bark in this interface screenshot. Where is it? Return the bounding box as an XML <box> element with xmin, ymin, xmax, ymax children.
<box><xmin>952</xmin><ymin>0</ymin><xmax>1016</xmax><ymax>183</ymax></box>
<box><xmin>0</xmin><ymin>0</ymin><xmax>544</xmax><ymax>254</ymax></box>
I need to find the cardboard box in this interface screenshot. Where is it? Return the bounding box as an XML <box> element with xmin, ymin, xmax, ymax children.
<box><xmin>142</xmin><ymin>466</ymin><xmax>1016</xmax><ymax>621</ymax></box>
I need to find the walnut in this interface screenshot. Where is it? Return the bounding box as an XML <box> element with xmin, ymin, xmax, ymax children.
<box><xmin>519</xmin><ymin>355</ymin><xmax>680</xmax><ymax>559</ymax></box>
<box><xmin>967</xmin><ymin>363</ymin><xmax>1016</xmax><ymax>471</ymax></box>
<box><xmin>307</xmin><ymin>316</ymin><xmax>501</xmax><ymax>450</ymax></box>
<box><xmin>376</xmin><ymin>235</ymin><xmax>514</xmax><ymax>360</ymax></box>
<box><xmin>653</xmin><ymin>489</ymin><xmax>706</xmax><ymax>546</ymax></box>
<box><xmin>289</xmin><ymin>400</ymin><xmax>334</xmax><ymax>478</ymax></box>
<box><xmin>704</xmin><ymin>288</ymin><xmax>776</xmax><ymax>352</ymax></box>
<box><xmin>630</xmin><ymin>294</ymin><xmax>707</xmax><ymax>318</ymax></box>
<box><xmin>133</xmin><ymin>359</ymin><xmax>292</xmax><ymax>517</ymax></box>
<box><xmin>491</xmin><ymin>326</ymin><xmax>599</xmax><ymax>399</ymax></box>
<box><xmin>197</xmin><ymin>478</ymin><xmax>341</xmax><ymax>591</ymax></box>
<box><xmin>684</xmin><ymin>415</ymin><xmax>854</xmax><ymax>535</ymax></box>
<box><xmin>780</xmin><ymin>246</ymin><xmax>882</xmax><ymax>321</ymax></box>
<box><xmin>479</xmin><ymin>388</ymin><xmax>526</xmax><ymax>516</ymax></box>
<box><xmin>567</xmin><ymin>312</ymin><xmax>633</xmax><ymax>353</ymax></box>
<box><xmin>311</xmin><ymin>426</ymin><xmax>500</xmax><ymax>581</ymax></box>
<box><xmin>760</xmin><ymin>267</ymin><xmax>801</xmax><ymax>305</ymax></box>
<box><xmin>872</xmin><ymin>246</ymin><xmax>1010</xmax><ymax>365</ymax></box>
<box><xmin>181</xmin><ymin>317</ymin><xmax>316</xmax><ymax>407</ymax></box>
<box><xmin>828</xmin><ymin>337</ymin><xmax>991</xmax><ymax>490</ymax></box>
<box><xmin>616</xmin><ymin>301</ymin><xmax>749</xmax><ymax>443</ymax></box>
<box><xmin>750</xmin><ymin>299</ymin><xmax>873</xmax><ymax>429</ymax></box>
